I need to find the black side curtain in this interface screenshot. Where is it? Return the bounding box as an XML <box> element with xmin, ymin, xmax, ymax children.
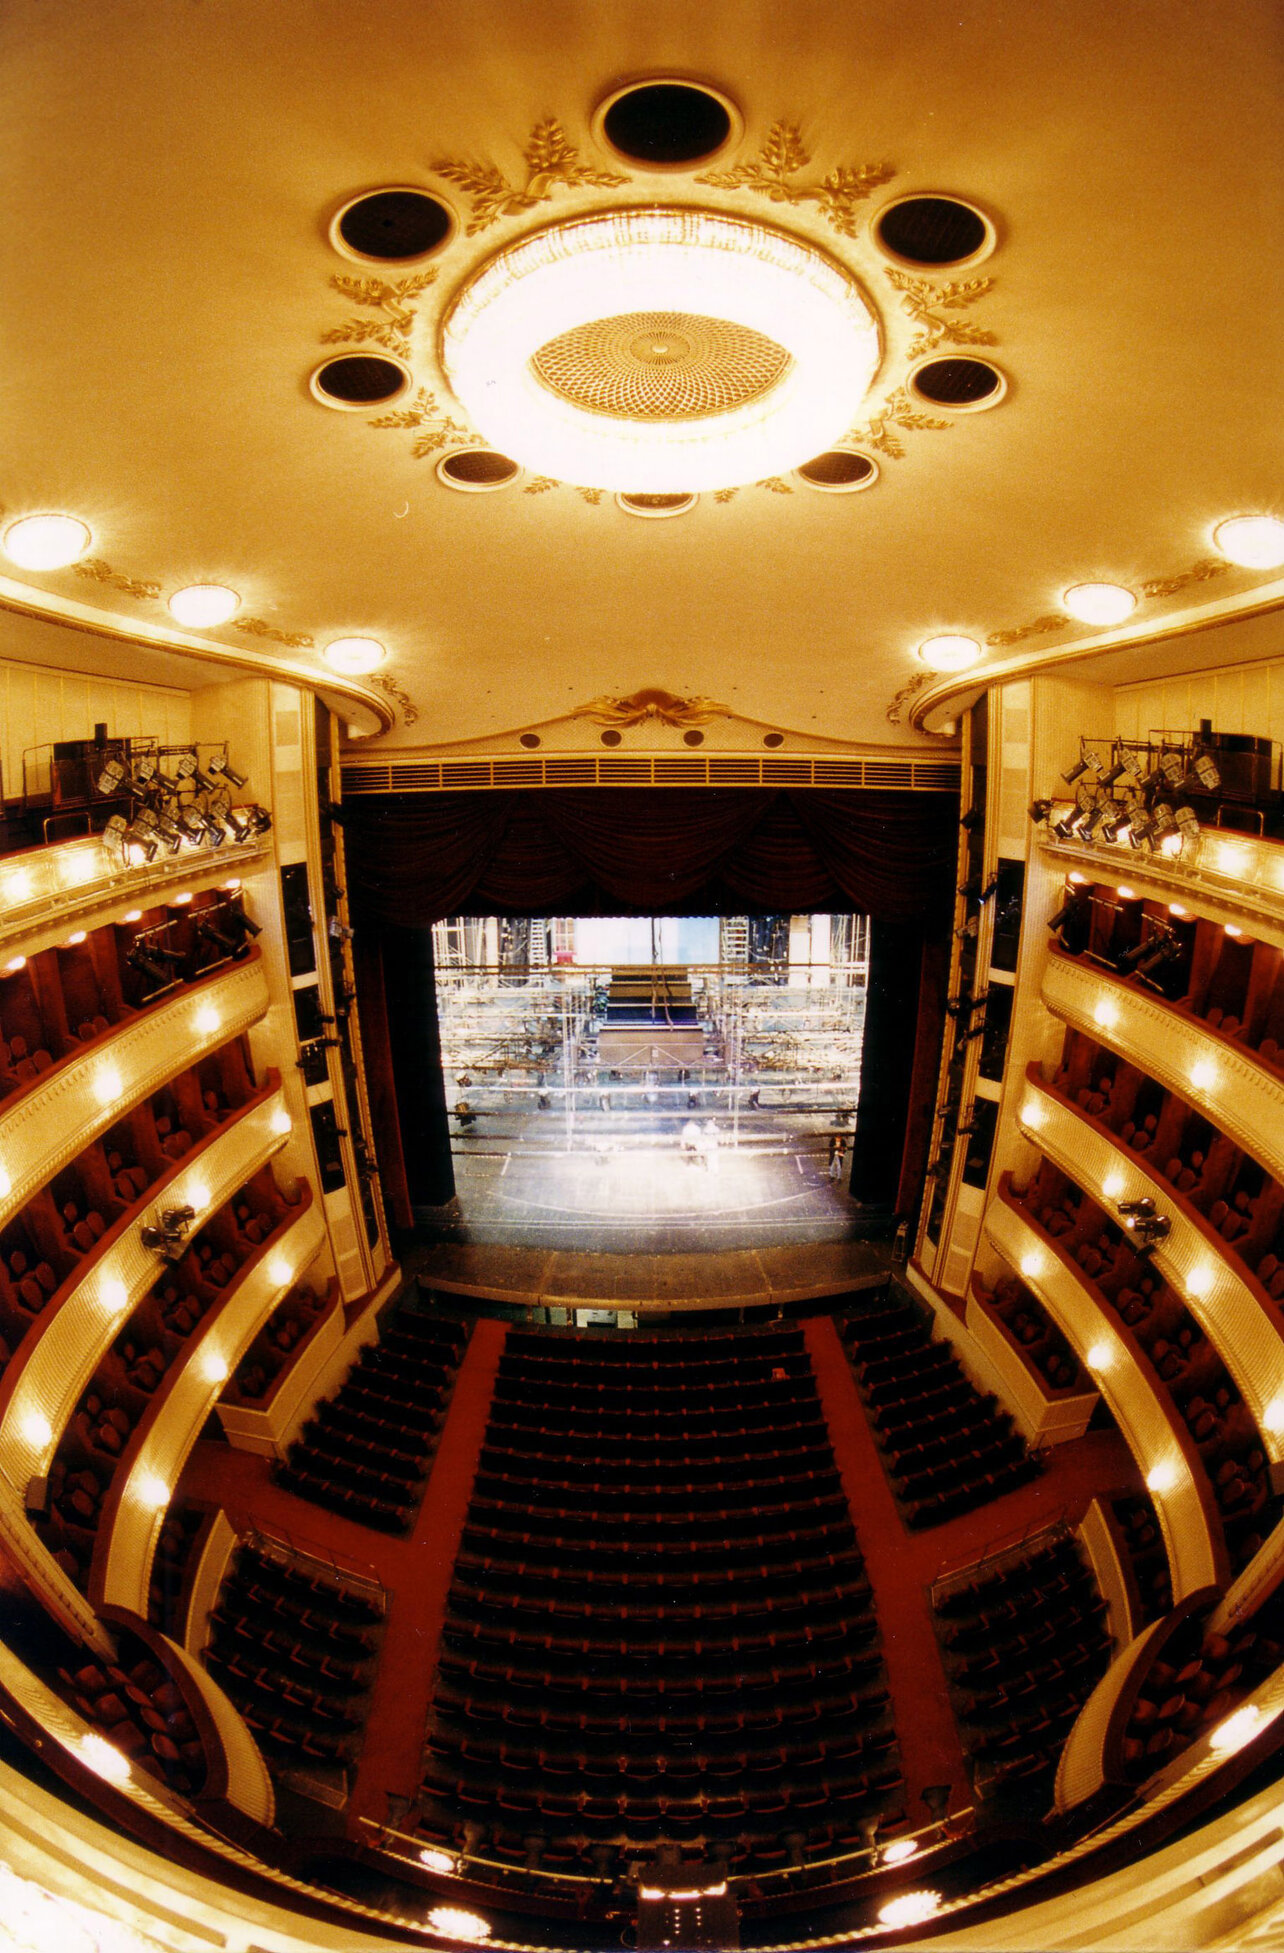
<box><xmin>343</xmin><ymin>788</ymin><xmax>956</xmax><ymax>923</ymax></box>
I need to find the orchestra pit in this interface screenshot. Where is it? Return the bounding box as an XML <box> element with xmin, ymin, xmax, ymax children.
<box><xmin>0</xmin><ymin>6</ymin><xmax>1281</xmax><ymax>1953</ymax></box>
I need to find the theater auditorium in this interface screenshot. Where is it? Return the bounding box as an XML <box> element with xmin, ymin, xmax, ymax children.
<box><xmin>0</xmin><ymin>5</ymin><xmax>1281</xmax><ymax>1949</ymax></box>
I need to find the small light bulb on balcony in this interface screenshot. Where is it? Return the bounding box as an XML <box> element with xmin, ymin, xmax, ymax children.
<box><xmin>123</xmin><ymin>909</ymin><xmax>142</xmax><ymax>923</ymax></box>
<box><xmin>1085</xmin><ymin>1342</ymin><xmax>1112</xmax><ymax>1372</ymax></box>
<box><xmin>20</xmin><ymin>1409</ymin><xmax>52</xmax><ymax>1448</ymax></box>
<box><xmin>4</xmin><ymin>957</ymin><xmax>24</xmax><ymax>973</ymax></box>
<box><xmin>64</xmin><ymin>931</ymin><xmax>86</xmax><ymax>947</ymax></box>
<box><xmin>1067</xmin><ymin>871</ymin><xmax>1088</xmax><ymax>885</ymax></box>
<box><xmin>1093</xmin><ymin>998</ymin><xmax>1119</xmax><ymax>1029</ymax></box>
<box><xmin>1190</xmin><ymin>1059</ymin><xmax>1218</xmax><ymax>1092</ymax></box>
<box><xmin>1224</xmin><ymin>923</ymin><xmax>1243</xmax><ymax>937</ymax></box>
<box><xmin>1161</xmin><ymin>834</ymin><xmax>1182</xmax><ymax>858</ymax></box>
<box><xmin>173</xmin><ymin>891</ymin><xmax>193</xmax><ymax>906</ymax></box>
<box><xmin>5</xmin><ymin>871</ymin><xmax>33</xmax><ymax>903</ymax></box>
<box><xmin>1209</xmin><ymin>1704</ymin><xmax>1264</xmax><ymax>1753</ymax></box>
<box><xmin>187</xmin><ymin>1181</ymin><xmax>210</xmax><ymax>1211</ymax></box>
<box><xmin>1168</xmin><ymin>902</ymin><xmax>1188</xmax><ymax>916</ymax></box>
<box><xmin>221</xmin><ymin>878</ymin><xmax>242</xmax><ymax>891</ymax></box>
<box><xmin>878</xmin><ymin>1892</ymin><xmax>942</xmax><ymax>1929</ymax></box>
<box><xmin>882</xmin><ymin>1838</ymin><xmax>920</xmax><ymax>1865</ymax></box>
<box><xmin>1116</xmin><ymin>885</ymin><xmax>1136</xmax><ymax>900</ymax></box>
<box><xmin>202</xmin><ymin>1352</ymin><xmax>229</xmax><ymax>1385</ymax></box>
<box><xmin>194</xmin><ymin>1005</ymin><xmax>221</xmax><ymax>1035</ymax></box>
<box><xmin>270</xmin><ymin>1106</ymin><xmax>292</xmax><ymax>1136</ymax></box>
<box><xmin>0</xmin><ymin>1168</ymin><xmax>11</xmax><ymax>1199</ymax></box>
<box><xmin>1187</xmin><ymin>1266</ymin><xmax>1215</xmax><ymax>1299</ymax></box>
<box><xmin>267</xmin><ymin>1256</ymin><xmax>292</xmax><ymax>1287</ymax></box>
<box><xmin>419</xmin><ymin>1847</ymin><xmax>458</xmax><ymax>1874</ymax></box>
<box><xmin>1146</xmin><ymin>1462</ymin><xmax>1176</xmax><ymax>1493</ymax></box>
<box><xmin>1019</xmin><ymin>1252</ymin><xmax>1043</xmax><ymax>1280</ymax></box>
<box><xmin>100</xmin><ymin>1278</ymin><xmax>128</xmax><ymax>1314</ymax></box>
<box><xmin>1021</xmin><ymin>1098</ymin><xmax>1045</xmax><ymax>1129</ymax></box>
<box><xmin>427</xmin><ymin>1906</ymin><xmax>490</xmax><ymax>1943</ymax></box>
<box><xmin>79</xmin><ymin>1733</ymin><xmax>131</xmax><ymax>1782</ymax></box>
<box><xmin>136</xmin><ymin>1474</ymin><xmax>170</xmax><ymax>1511</ymax></box>
<box><xmin>1265</xmin><ymin>1398</ymin><xmax>1284</xmax><ymax>1434</ymax></box>
<box><xmin>1102</xmin><ymin>1172</ymin><xmax>1125</xmax><ymax>1200</ymax></box>
<box><xmin>93</xmin><ymin>1066</ymin><xmax>123</xmax><ymax>1105</ymax></box>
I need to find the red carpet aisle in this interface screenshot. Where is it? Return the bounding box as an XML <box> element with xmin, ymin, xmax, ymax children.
<box><xmin>804</xmin><ymin>1319</ymin><xmax>1142</xmax><ymax>1823</ymax></box>
<box><xmin>804</xmin><ymin>1316</ymin><xmax>968</xmax><ymax>1815</ymax></box>
<box><xmin>178</xmin><ymin>1316</ymin><xmax>508</xmax><ymax>1828</ymax></box>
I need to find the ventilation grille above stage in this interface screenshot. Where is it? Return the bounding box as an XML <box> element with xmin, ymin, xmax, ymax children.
<box><xmin>341</xmin><ymin>753</ymin><xmax>962</xmax><ymax>795</ymax></box>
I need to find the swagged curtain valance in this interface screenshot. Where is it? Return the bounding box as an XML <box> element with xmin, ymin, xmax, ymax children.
<box><xmin>342</xmin><ymin>788</ymin><xmax>957</xmax><ymax>923</ymax></box>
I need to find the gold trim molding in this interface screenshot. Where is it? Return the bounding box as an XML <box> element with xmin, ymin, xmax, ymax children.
<box><xmin>321</xmin><ymin>270</ymin><xmax>437</xmax><ymax>361</ymax></box>
<box><xmin>570</xmin><ymin>687</ymin><xmax>729</xmax><ymax>729</ymax></box>
<box><xmin>696</xmin><ymin>121</ymin><xmax>894</xmax><ymax>238</ymax></box>
<box><xmin>432</xmin><ymin>118</ymin><xmax>628</xmax><ymax>234</ymax></box>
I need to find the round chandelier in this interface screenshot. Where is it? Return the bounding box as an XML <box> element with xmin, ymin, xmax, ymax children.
<box><xmin>441</xmin><ymin>209</ymin><xmax>881</xmax><ymax>493</ymax></box>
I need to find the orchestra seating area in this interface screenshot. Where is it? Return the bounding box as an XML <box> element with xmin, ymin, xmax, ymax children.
<box><xmin>419</xmin><ymin>1323</ymin><xmax>905</xmax><ymax>1878</ymax></box>
<box><xmin>933</xmin><ymin>1532</ymin><xmax>1112</xmax><ymax>1803</ymax></box>
<box><xmin>842</xmin><ymin>1295</ymin><xmax>1040</xmax><ymax>1525</ymax></box>
<box><xmin>274</xmin><ymin>1304</ymin><xmax>468</xmax><ymax>1533</ymax></box>
<box><xmin>203</xmin><ymin>1539</ymin><xmax>384</xmax><ymax>1774</ymax></box>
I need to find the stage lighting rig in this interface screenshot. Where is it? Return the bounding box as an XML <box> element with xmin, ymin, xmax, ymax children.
<box><xmin>205</xmin><ymin>752</ymin><xmax>248</xmax><ymax>790</ymax></box>
<box><xmin>1062</xmin><ymin>747</ymin><xmax>1104</xmax><ymax>786</ymax></box>
<box><xmin>1028</xmin><ymin>798</ymin><xmax>1053</xmax><ymax>826</ymax></box>
<box><xmin>94</xmin><ymin>757</ymin><xmax>128</xmax><ymax>797</ymax></box>
<box><xmin>140</xmin><ymin>1204</ymin><xmax>195</xmax><ymax>1260</ymax></box>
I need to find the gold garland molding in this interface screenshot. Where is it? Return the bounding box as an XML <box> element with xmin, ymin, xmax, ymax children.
<box><xmin>233</xmin><ymin>617</ymin><xmax>314</xmax><ymax>649</ymax></box>
<box><xmin>73</xmin><ymin>558</ymin><xmax>160</xmax><ymax>601</ymax></box>
<box><xmin>696</xmin><ymin>122</ymin><xmax>894</xmax><ymax>238</ymax></box>
<box><xmin>321</xmin><ymin>272</ymin><xmax>437</xmax><ymax>362</ymax></box>
<box><xmin>432</xmin><ymin>119</ymin><xmax>628</xmax><ymax>234</ymax></box>
<box><xmin>368</xmin><ymin>388</ymin><xmax>473</xmax><ymax>460</ymax></box>
<box><xmin>886</xmin><ymin>671</ymin><xmax>931</xmax><ymax>724</ymax></box>
<box><xmin>884</xmin><ymin>267</ymin><xmax>997</xmax><ymax>359</ymax></box>
<box><xmin>1142</xmin><ymin>558</ymin><xmax>1232</xmax><ymax>600</ymax></box>
<box><xmin>846</xmin><ymin>385</ymin><xmax>951</xmax><ymax>460</ymax></box>
<box><xmin>988</xmin><ymin>613</ymin><xmax>1067</xmax><ymax>648</ymax></box>
<box><xmin>570</xmin><ymin>688</ymin><xmax>728</xmax><ymax>730</ymax></box>
<box><xmin>370</xmin><ymin>672</ymin><xmax>419</xmax><ymax>726</ymax></box>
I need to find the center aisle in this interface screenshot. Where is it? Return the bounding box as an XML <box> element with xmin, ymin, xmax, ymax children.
<box><xmin>348</xmin><ymin>1315</ymin><xmax>507</xmax><ymax>1826</ymax></box>
<box><xmin>804</xmin><ymin>1315</ymin><xmax>971</xmax><ymax>1818</ymax></box>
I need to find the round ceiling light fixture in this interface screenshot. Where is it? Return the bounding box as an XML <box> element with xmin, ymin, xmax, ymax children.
<box><xmin>169</xmin><ymin>584</ymin><xmax>240</xmax><ymax>628</ymax></box>
<box><xmin>1063</xmin><ymin>581</ymin><xmax>1137</xmax><ymax>626</ymax></box>
<box><xmin>4</xmin><ymin>514</ymin><xmax>91</xmax><ymax>570</ymax></box>
<box><xmin>918</xmin><ymin>633</ymin><xmax>982</xmax><ymax>672</ymax></box>
<box><xmin>1214</xmin><ymin>514</ymin><xmax>1284</xmax><ymax>568</ymax></box>
<box><xmin>323</xmin><ymin>636</ymin><xmax>386</xmax><ymax>675</ymax></box>
<box><xmin>441</xmin><ymin>209</ymin><xmax>881</xmax><ymax>493</ymax></box>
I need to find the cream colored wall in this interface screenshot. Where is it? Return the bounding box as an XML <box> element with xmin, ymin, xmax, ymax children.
<box><xmin>0</xmin><ymin>655</ymin><xmax>190</xmax><ymax>804</ymax></box>
<box><xmin>1115</xmin><ymin>654</ymin><xmax>1284</xmax><ymax>754</ymax></box>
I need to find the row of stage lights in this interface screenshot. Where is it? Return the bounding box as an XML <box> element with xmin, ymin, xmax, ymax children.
<box><xmin>95</xmin><ymin>747</ymin><xmax>272</xmax><ymax>864</ymax></box>
<box><xmin>1030</xmin><ymin>740</ymin><xmax>1224</xmax><ymax>858</ymax></box>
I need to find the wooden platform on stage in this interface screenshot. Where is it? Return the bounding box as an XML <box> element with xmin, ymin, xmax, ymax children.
<box><xmin>597</xmin><ymin>1027</ymin><xmax>706</xmax><ymax>1066</ymax></box>
<box><xmin>413</xmin><ymin>1237</ymin><xmax>889</xmax><ymax>1317</ymax></box>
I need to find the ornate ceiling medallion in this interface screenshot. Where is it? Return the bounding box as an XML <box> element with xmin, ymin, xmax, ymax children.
<box><xmin>571</xmin><ymin>688</ymin><xmax>728</xmax><ymax>729</ymax></box>
<box><xmin>441</xmin><ymin>209</ymin><xmax>881</xmax><ymax>493</ymax></box>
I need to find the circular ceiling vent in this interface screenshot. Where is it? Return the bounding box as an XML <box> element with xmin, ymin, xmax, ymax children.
<box><xmin>595</xmin><ymin>79</ymin><xmax>739</xmax><ymax>169</ymax></box>
<box><xmin>330</xmin><ymin>186</ymin><xmax>454</xmax><ymax>264</ymax></box>
<box><xmin>310</xmin><ymin>353</ymin><xmax>411</xmax><ymax>410</ymax></box>
<box><xmin>796</xmin><ymin>447</ymin><xmax>879</xmax><ymax>493</ymax></box>
<box><xmin>436</xmin><ymin>448</ymin><xmax>522</xmax><ymax>492</ymax></box>
<box><xmin>910</xmin><ymin>356</ymin><xmax>1007</xmax><ymax>410</ymax></box>
<box><xmin>874</xmin><ymin>194</ymin><xmax>994</xmax><ymax>267</ymax></box>
<box><xmin>617</xmin><ymin>491</ymin><xmax>697</xmax><ymax>518</ymax></box>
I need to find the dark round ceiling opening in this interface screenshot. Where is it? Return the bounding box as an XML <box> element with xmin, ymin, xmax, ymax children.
<box><xmin>876</xmin><ymin>196</ymin><xmax>989</xmax><ymax>265</ymax></box>
<box><xmin>619</xmin><ymin>491</ymin><xmax>695</xmax><ymax>516</ymax></box>
<box><xmin>912</xmin><ymin>356</ymin><xmax>1003</xmax><ymax>406</ymax></box>
<box><xmin>602</xmin><ymin>82</ymin><xmax>732</xmax><ymax>165</ymax></box>
<box><xmin>337</xmin><ymin>188</ymin><xmax>452</xmax><ymax>262</ymax></box>
<box><xmin>439</xmin><ymin>449</ymin><xmax>521</xmax><ymax>487</ymax></box>
<box><xmin>798</xmin><ymin>449</ymin><xmax>876</xmax><ymax>488</ymax></box>
<box><xmin>313</xmin><ymin>354</ymin><xmax>407</xmax><ymax>405</ymax></box>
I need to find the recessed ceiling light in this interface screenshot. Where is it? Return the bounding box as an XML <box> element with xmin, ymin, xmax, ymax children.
<box><xmin>4</xmin><ymin>514</ymin><xmax>91</xmax><ymax>569</ymax></box>
<box><xmin>1214</xmin><ymin>515</ymin><xmax>1284</xmax><ymax>568</ymax></box>
<box><xmin>169</xmin><ymin>584</ymin><xmax>240</xmax><ymax>628</ymax></box>
<box><xmin>324</xmin><ymin>636</ymin><xmax>387</xmax><ymax>674</ymax></box>
<box><xmin>1063</xmin><ymin>582</ymin><xmax>1137</xmax><ymax>625</ymax></box>
<box><xmin>918</xmin><ymin>634</ymin><xmax>982</xmax><ymax>672</ymax></box>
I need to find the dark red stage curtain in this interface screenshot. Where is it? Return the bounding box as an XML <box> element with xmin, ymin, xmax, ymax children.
<box><xmin>342</xmin><ymin>788</ymin><xmax>956</xmax><ymax>922</ymax></box>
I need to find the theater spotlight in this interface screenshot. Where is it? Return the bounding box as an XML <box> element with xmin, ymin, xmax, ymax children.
<box><xmin>1062</xmin><ymin>750</ymin><xmax>1101</xmax><ymax>786</ymax></box>
<box><xmin>1117</xmin><ymin>1197</ymin><xmax>1156</xmax><ymax>1219</ymax></box>
<box><xmin>130</xmin><ymin>755</ymin><xmax>158</xmax><ymax>793</ymax></box>
<box><xmin>1048</xmin><ymin>897</ymin><xmax>1085</xmax><ymax>932</ymax></box>
<box><xmin>1051</xmin><ymin>809</ymin><xmax>1083</xmax><ymax>841</ymax></box>
<box><xmin>1098</xmin><ymin>753</ymin><xmax>1141</xmax><ymax>789</ymax></box>
<box><xmin>94</xmin><ymin>757</ymin><xmax>127</xmax><ymax>797</ymax></box>
<box><xmin>205</xmin><ymin>753</ymin><xmax>248</xmax><ymax>790</ymax></box>
<box><xmin>1028</xmin><ymin>799</ymin><xmax>1053</xmax><ymax>825</ymax></box>
<box><xmin>1175</xmin><ymin>804</ymin><xmax>1202</xmax><ymax>849</ymax></box>
<box><xmin>1133</xmin><ymin>1214</ymin><xmax>1172</xmax><ymax>1250</ymax></box>
<box><xmin>1079</xmin><ymin>803</ymin><xmax>1108</xmax><ymax>841</ymax></box>
<box><xmin>195</xmin><ymin>917</ymin><xmax>238</xmax><ymax>954</ymax></box>
<box><xmin>226</xmin><ymin>804</ymin><xmax>273</xmax><ymax>842</ymax></box>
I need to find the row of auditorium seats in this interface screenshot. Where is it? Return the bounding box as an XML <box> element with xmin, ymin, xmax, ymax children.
<box><xmin>1055</xmin><ymin>1028</ymin><xmax>1284</xmax><ymax>1301</ymax></box>
<box><xmin>1111</xmin><ymin>1495</ymin><xmax>1174</xmax><ymax>1625</ymax></box>
<box><xmin>0</xmin><ymin>1038</ymin><xmax>259</xmax><ymax>1356</ymax></box>
<box><xmin>1120</xmin><ymin>1614</ymin><xmax>1281</xmax><ymax>1779</ymax></box>
<box><xmin>0</xmin><ymin>897</ymin><xmax>258</xmax><ymax>1098</ymax></box>
<box><xmin>33</xmin><ymin>1170</ymin><xmax>299</xmax><ymax>1590</ymax></box>
<box><xmin>227</xmin><ymin>1282</ymin><xmax>332</xmax><ymax>1402</ymax></box>
<box><xmin>1012</xmin><ymin>1166</ymin><xmax>1278</xmax><ymax>1570</ymax></box>
<box><xmin>274</xmin><ymin>1304</ymin><xmax>467</xmax><ymax>1534</ymax></box>
<box><xmin>842</xmin><ymin>1294</ymin><xmax>1040</xmax><ymax>1526</ymax></box>
<box><xmin>56</xmin><ymin>1647</ymin><xmax>206</xmax><ymax>1798</ymax></box>
<box><xmin>934</xmin><ymin>1533</ymin><xmax>1112</xmax><ymax>1803</ymax></box>
<box><xmin>422</xmin><ymin>1324</ymin><xmax>904</xmax><ymax>1871</ymax></box>
<box><xmin>204</xmin><ymin>1541</ymin><xmax>383</xmax><ymax>1772</ymax></box>
<box><xmin>974</xmin><ymin>1274</ymin><xmax>1083</xmax><ymax>1392</ymax></box>
<box><xmin>148</xmin><ymin>1503</ymin><xmax>208</xmax><ymax>1634</ymax></box>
